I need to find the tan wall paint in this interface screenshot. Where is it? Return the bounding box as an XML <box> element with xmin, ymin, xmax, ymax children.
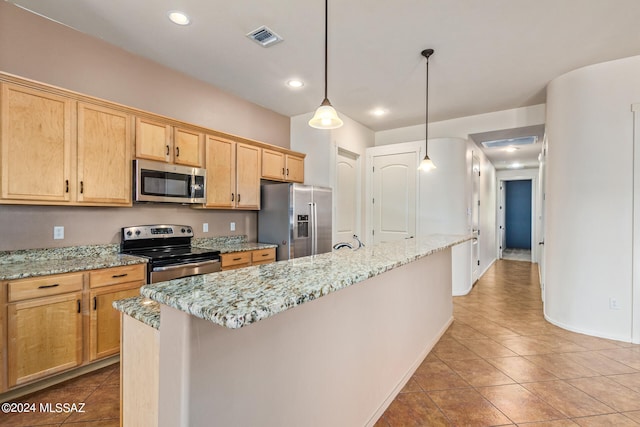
<box><xmin>0</xmin><ymin>2</ymin><xmax>288</xmax><ymax>251</ymax></box>
<box><xmin>0</xmin><ymin>205</ymin><xmax>257</xmax><ymax>251</ymax></box>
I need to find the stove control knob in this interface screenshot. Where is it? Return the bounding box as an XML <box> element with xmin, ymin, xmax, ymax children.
<box><xmin>135</xmin><ymin>230</ymin><xmax>141</xmax><ymax>236</ymax></box>
<box><xmin>181</xmin><ymin>228</ymin><xmax>186</xmax><ymax>234</ymax></box>
<box><xmin>186</xmin><ymin>228</ymin><xmax>192</xmax><ymax>234</ymax></box>
<box><xmin>126</xmin><ymin>230</ymin><xmax>132</xmax><ymax>237</ymax></box>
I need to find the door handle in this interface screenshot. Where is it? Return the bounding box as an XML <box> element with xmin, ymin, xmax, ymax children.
<box><xmin>538</xmin><ymin>241</ymin><xmax>545</xmax><ymax>245</ymax></box>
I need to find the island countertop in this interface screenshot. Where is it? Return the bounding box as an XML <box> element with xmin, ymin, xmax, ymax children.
<box><xmin>125</xmin><ymin>234</ymin><xmax>470</xmax><ymax>330</ymax></box>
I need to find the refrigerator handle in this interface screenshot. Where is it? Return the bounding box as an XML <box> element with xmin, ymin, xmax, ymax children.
<box><xmin>308</xmin><ymin>202</ymin><xmax>315</xmax><ymax>255</ymax></box>
<box><xmin>313</xmin><ymin>202</ymin><xmax>319</xmax><ymax>255</ymax></box>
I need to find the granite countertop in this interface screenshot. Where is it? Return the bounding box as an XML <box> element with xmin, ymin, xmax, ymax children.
<box><xmin>192</xmin><ymin>236</ymin><xmax>277</xmax><ymax>253</ymax></box>
<box><xmin>120</xmin><ymin>234</ymin><xmax>471</xmax><ymax>330</ymax></box>
<box><xmin>0</xmin><ymin>244</ymin><xmax>147</xmax><ymax>281</ymax></box>
<box><xmin>113</xmin><ymin>296</ymin><xmax>160</xmax><ymax>329</ymax></box>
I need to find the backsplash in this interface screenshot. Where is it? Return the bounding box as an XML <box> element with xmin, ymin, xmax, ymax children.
<box><xmin>0</xmin><ymin>244</ymin><xmax>119</xmax><ymax>264</ymax></box>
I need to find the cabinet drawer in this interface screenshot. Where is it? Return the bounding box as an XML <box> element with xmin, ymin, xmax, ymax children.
<box><xmin>89</xmin><ymin>264</ymin><xmax>146</xmax><ymax>288</ymax></box>
<box><xmin>252</xmin><ymin>248</ymin><xmax>275</xmax><ymax>264</ymax></box>
<box><xmin>221</xmin><ymin>252</ymin><xmax>251</xmax><ymax>268</ymax></box>
<box><xmin>8</xmin><ymin>272</ymin><xmax>84</xmax><ymax>302</ymax></box>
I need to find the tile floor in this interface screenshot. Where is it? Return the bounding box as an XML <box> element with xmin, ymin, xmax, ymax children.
<box><xmin>375</xmin><ymin>259</ymin><xmax>640</xmax><ymax>426</ymax></box>
<box><xmin>0</xmin><ymin>363</ymin><xmax>119</xmax><ymax>427</ymax></box>
<box><xmin>3</xmin><ymin>259</ymin><xmax>640</xmax><ymax>426</ymax></box>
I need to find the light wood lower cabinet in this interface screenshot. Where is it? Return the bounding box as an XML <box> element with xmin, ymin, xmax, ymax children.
<box><xmin>2</xmin><ymin>264</ymin><xmax>146</xmax><ymax>391</ymax></box>
<box><xmin>89</xmin><ymin>284</ymin><xmax>141</xmax><ymax>361</ymax></box>
<box><xmin>8</xmin><ymin>291</ymin><xmax>83</xmax><ymax>388</ymax></box>
<box><xmin>221</xmin><ymin>248</ymin><xmax>276</xmax><ymax>271</ymax></box>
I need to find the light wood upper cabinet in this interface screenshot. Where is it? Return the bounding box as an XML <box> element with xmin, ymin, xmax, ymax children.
<box><xmin>135</xmin><ymin>117</ymin><xmax>172</xmax><ymax>163</ymax></box>
<box><xmin>135</xmin><ymin>117</ymin><xmax>204</xmax><ymax>167</ymax></box>
<box><xmin>174</xmin><ymin>127</ymin><xmax>204</xmax><ymax>167</ymax></box>
<box><xmin>7</xmin><ymin>291</ymin><xmax>83</xmax><ymax>387</ymax></box>
<box><xmin>285</xmin><ymin>154</ymin><xmax>304</xmax><ymax>183</ymax></box>
<box><xmin>261</xmin><ymin>148</ymin><xmax>304</xmax><ymax>183</ymax></box>
<box><xmin>236</xmin><ymin>143</ymin><xmax>261</xmax><ymax>209</ymax></box>
<box><xmin>77</xmin><ymin>103</ymin><xmax>131</xmax><ymax>205</ymax></box>
<box><xmin>262</xmin><ymin>149</ymin><xmax>286</xmax><ymax>181</ymax></box>
<box><xmin>204</xmin><ymin>137</ymin><xmax>260</xmax><ymax>210</ymax></box>
<box><xmin>0</xmin><ymin>83</ymin><xmax>73</xmax><ymax>202</ymax></box>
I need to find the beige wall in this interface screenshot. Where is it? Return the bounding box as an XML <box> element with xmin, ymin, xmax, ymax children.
<box><xmin>0</xmin><ymin>205</ymin><xmax>257</xmax><ymax>251</ymax></box>
<box><xmin>0</xmin><ymin>2</ymin><xmax>288</xmax><ymax>251</ymax></box>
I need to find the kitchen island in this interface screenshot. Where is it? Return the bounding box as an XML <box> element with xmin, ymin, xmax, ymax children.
<box><xmin>115</xmin><ymin>234</ymin><xmax>470</xmax><ymax>427</ymax></box>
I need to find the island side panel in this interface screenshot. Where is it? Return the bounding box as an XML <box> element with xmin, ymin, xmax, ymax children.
<box><xmin>121</xmin><ymin>315</ymin><xmax>159</xmax><ymax>427</ymax></box>
<box><xmin>157</xmin><ymin>248</ymin><xmax>453</xmax><ymax>427</ymax></box>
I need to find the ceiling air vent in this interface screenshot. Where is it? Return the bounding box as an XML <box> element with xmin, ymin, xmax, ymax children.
<box><xmin>246</xmin><ymin>26</ymin><xmax>283</xmax><ymax>47</ymax></box>
<box><xmin>481</xmin><ymin>136</ymin><xmax>538</xmax><ymax>149</ymax></box>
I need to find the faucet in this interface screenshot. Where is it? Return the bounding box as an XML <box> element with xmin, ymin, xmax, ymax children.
<box><xmin>332</xmin><ymin>235</ymin><xmax>365</xmax><ymax>250</ymax></box>
<box><xmin>333</xmin><ymin>242</ymin><xmax>353</xmax><ymax>250</ymax></box>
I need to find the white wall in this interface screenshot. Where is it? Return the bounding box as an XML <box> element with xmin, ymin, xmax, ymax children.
<box><xmin>290</xmin><ymin>112</ymin><xmax>375</xmax><ymax>242</ymax></box>
<box><xmin>375</xmin><ymin>104</ymin><xmax>546</xmax><ymax>146</ymax></box>
<box><xmin>545</xmin><ymin>55</ymin><xmax>640</xmax><ymax>342</ymax></box>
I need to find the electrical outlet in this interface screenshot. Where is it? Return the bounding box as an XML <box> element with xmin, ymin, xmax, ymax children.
<box><xmin>230</xmin><ymin>222</ymin><xmax>236</xmax><ymax>231</ymax></box>
<box><xmin>53</xmin><ymin>226</ymin><xmax>64</xmax><ymax>240</ymax></box>
<box><xmin>203</xmin><ymin>223</ymin><xmax>209</xmax><ymax>233</ymax></box>
<box><xmin>609</xmin><ymin>298</ymin><xmax>621</xmax><ymax>310</ymax></box>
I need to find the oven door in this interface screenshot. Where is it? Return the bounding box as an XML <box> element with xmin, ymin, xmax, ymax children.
<box><xmin>149</xmin><ymin>259</ymin><xmax>221</xmax><ymax>283</ymax></box>
<box><xmin>134</xmin><ymin>159</ymin><xmax>206</xmax><ymax>204</ymax></box>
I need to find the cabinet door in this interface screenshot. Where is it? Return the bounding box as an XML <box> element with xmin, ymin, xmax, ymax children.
<box><xmin>77</xmin><ymin>103</ymin><xmax>132</xmax><ymax>205</ymax></box>
<box><xmin>220</xmin><ymin>252</ymin><xmax>252</xmax><ymax>270</ymax></box>
<box><xmin>286</xmin><ymin>155</ymin><xmax>305</xmax><ymax>183</ymax></box>
<box><xmin>135</xmin><ymin>117</ymin><xmax>172</xmax><ymax>163</ymax></box>
<box><xmin>7</xmin><ymin>292</ymin><xmax>82</xmax><ymax>387</ymax></box>
<box><xmin>236</xmin><ymin>143</ymin><xmax>261</xmax><ymax>209</ymax></box>
<box><xmin>174</xmin><ymin>127</ymin><xmax>203</xmax><ymax>167</ymax></box>
<box><xmin>1</xmin><ymin>83</ymin><xmax>73</xmax><ymax>202</ymax></box>
<box><xmin>89</xmin><ymin>284</ymin><xmax>141</xmax><ymax>361</ymax></box>
<box><xmin>204</xmin><ymin>136</ymin><xmax>236</xmax><ymax>208</ymax></box>
<box><xmin>261</xmin><ymin>149</ymin><xmax>285</xmax><ymax>181</ymax></box>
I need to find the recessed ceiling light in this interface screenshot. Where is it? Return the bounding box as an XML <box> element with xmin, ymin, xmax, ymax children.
<box><xmin>168</xmin><ymin>11</ymin><xmax>190</xmax><ymax>26</ymax></box>
<box><xmin>287</xmin><ymin>80</ymin><xmax>304</xmax><ymax>88</ymax></box>
<box><xmin>371</xmin><ymin>108</ymin><xmax>387</xmax><ymax>116</ymax></box>
<box><xmin>508</xmin><ymin>162</ymin><xmax>524</xmax><ymax>169</ymax></box>
<box><xmin>505</xmin><ymin>146</ymin><xmax>519</xmax><ymax>153</ymax></box>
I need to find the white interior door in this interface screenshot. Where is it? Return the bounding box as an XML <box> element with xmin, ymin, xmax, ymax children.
<box><xmin>335</xmin><ymin>149</ymin><xmax>359</xmax><ymax>244</ymax></box>
<box><xmin>471</xmin><ymin>155</ymin><xmax>481</xmax><ymax>282</ymax></box>
<box><xmin>498</xmin><ymin>181</ymin><xmax>506</xmax><ymax>259</ymax></box>
<box><xmin>372</xmin><ymin>152</ymin><xmax>417</xmax><ymax>244</ymax></box>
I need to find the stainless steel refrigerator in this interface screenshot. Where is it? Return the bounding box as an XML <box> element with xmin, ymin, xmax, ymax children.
<box><xmin>258</xmin><ymin>183</ymin><xmax>332</xmax><ymax>261</ymax></box>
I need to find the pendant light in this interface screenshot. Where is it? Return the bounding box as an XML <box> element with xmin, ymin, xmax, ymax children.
<box><xmin>308</xmin><ymin>0</ymin><xmax>343</xmax><ymax>129</ymax></box>
<box><xmin>418</xmin><ymin>49</ymin><xmax>436</xmax><ymax>172</ymax></box>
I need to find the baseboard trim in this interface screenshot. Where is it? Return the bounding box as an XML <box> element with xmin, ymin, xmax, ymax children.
<box><xmin>543</xmin><ymin>311</ymin><xmax>632</xmax><ymax>344</ymax></box>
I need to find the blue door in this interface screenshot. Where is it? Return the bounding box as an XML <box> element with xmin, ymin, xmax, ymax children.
<box><xmin>505</xmin><ymin>180</ymin><xmax>532</xmax><ymax>249</ymax></box>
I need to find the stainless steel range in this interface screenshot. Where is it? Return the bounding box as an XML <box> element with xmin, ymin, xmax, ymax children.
<box><xmin>120</xmin><ymin>224</ymin><xmax>221</xmax><ymax>284</ymax></box>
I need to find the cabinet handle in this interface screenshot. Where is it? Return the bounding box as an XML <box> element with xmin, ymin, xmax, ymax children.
<box><xmin>238</xmin><ymin>194</ymin><xmax>241</xmax><ymax>203</ymax></box>
<box><xmin>166</xmin><ymin>145</ymin><xmax>170</xmax><ymax>156</ymax></box>
<box><xmin>282</xmin><ymin>167</ymin><xmax>285</xmax><ymax>175</ymax></box>
<box><xmin>80</xmin><ymin>181</ymin><xmax>84</xmax><ymax>194</ymax></box>
<box><xmin>65</xmin><ymin>180</ymin><xmax>69</xmax><ymax>193</ymax></box>
<box><xmin>112</xmin><ymin>273</ymin><xmax>128</xmax><ymax>278</ymax></box>
<box><xmin>176</xmin><ymin>146</ymin><xmax>180</xmax><ymax>157</ymax></box>
<box><xmin>286</xmin><ymin>168</ymin><xmax>289</xmax><ymax>176</ymax></box>
<box><xmin>77</xmin><ymin>300</ymin><xmax>81</xmax><ymax>313</ymax></box>
<box><xmin>233</xmin><ymin>257</ymin><xmax>242</xmax><ymax>261</ymax></box>
<box><xmin>93</xmin><ymin>296</ymin><xmax>97</xmax><ymax>310</ymax></box>
<box><xmin>261</xmin><ymin>253</ymin><xmax>269</xmax><ymax>257</ymax></box>
<box><xmin>38</xmin><ymin>283</ymin><xmax>59</xmax><ymax>289</ymax></box>
<box><xmin>231</xmin><ymin>193</ymin><xmax>234</xmax><ymax>202</ymax></box>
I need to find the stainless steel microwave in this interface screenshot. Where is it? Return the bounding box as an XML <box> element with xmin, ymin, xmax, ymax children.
<box><xmin>133</xmin><ymin>159</ymin><xmax>206</xmax><ymax>204</ymax></box>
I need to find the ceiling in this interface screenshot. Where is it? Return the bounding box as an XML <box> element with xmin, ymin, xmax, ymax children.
<box><xmin>9</xmin><ymin>0</ymin><xmax>640</xmax><ymax>168</ymax></box>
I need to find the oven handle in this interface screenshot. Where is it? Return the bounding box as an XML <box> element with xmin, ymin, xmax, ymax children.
<box><xmin>152</xmin><ymin>259</ymin><xmax>220</xmax><ymax>272</ymax></box>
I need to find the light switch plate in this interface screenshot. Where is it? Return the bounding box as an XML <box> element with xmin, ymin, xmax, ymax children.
<box><xmin>53</xmin><ymin>226</ymin><xmax>64</xmax><ymax>240</ymax></box>
<box><xmin>203</xmin><ymin>223</ymin><xmax>209</xmax><ymax>233</ymax></box>
<box><xmin>230</xmin><ymin>222</ymin><xmax>236</xmax><ymax>231</ymax></box>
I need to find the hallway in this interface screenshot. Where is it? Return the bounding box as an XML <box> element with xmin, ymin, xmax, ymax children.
<box><xmin>376</xmin><ymin>260</ymin><xmax>640</xmax><ymax>426</ymax></box>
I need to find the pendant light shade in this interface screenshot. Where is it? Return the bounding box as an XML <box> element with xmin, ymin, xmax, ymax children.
<box><xmin>418</xmin><ymin>48</ymin><xmax>436</xmax><ymax>172</ymax></box>
<box><xmin>309</xmin><ymin>0</ymin><xmax>343</xmax><ymax>129</ymax></box>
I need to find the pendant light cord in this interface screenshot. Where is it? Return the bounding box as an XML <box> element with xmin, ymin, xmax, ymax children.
<box><xmin>324</xmin><ymin>0</ymin><xmax>328</xmax><ymax>101</ymax></box>
<box><xmin>421</xmin><ymin>49</ymin><xmax>434</xmax><ymax>156</ymax></box>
